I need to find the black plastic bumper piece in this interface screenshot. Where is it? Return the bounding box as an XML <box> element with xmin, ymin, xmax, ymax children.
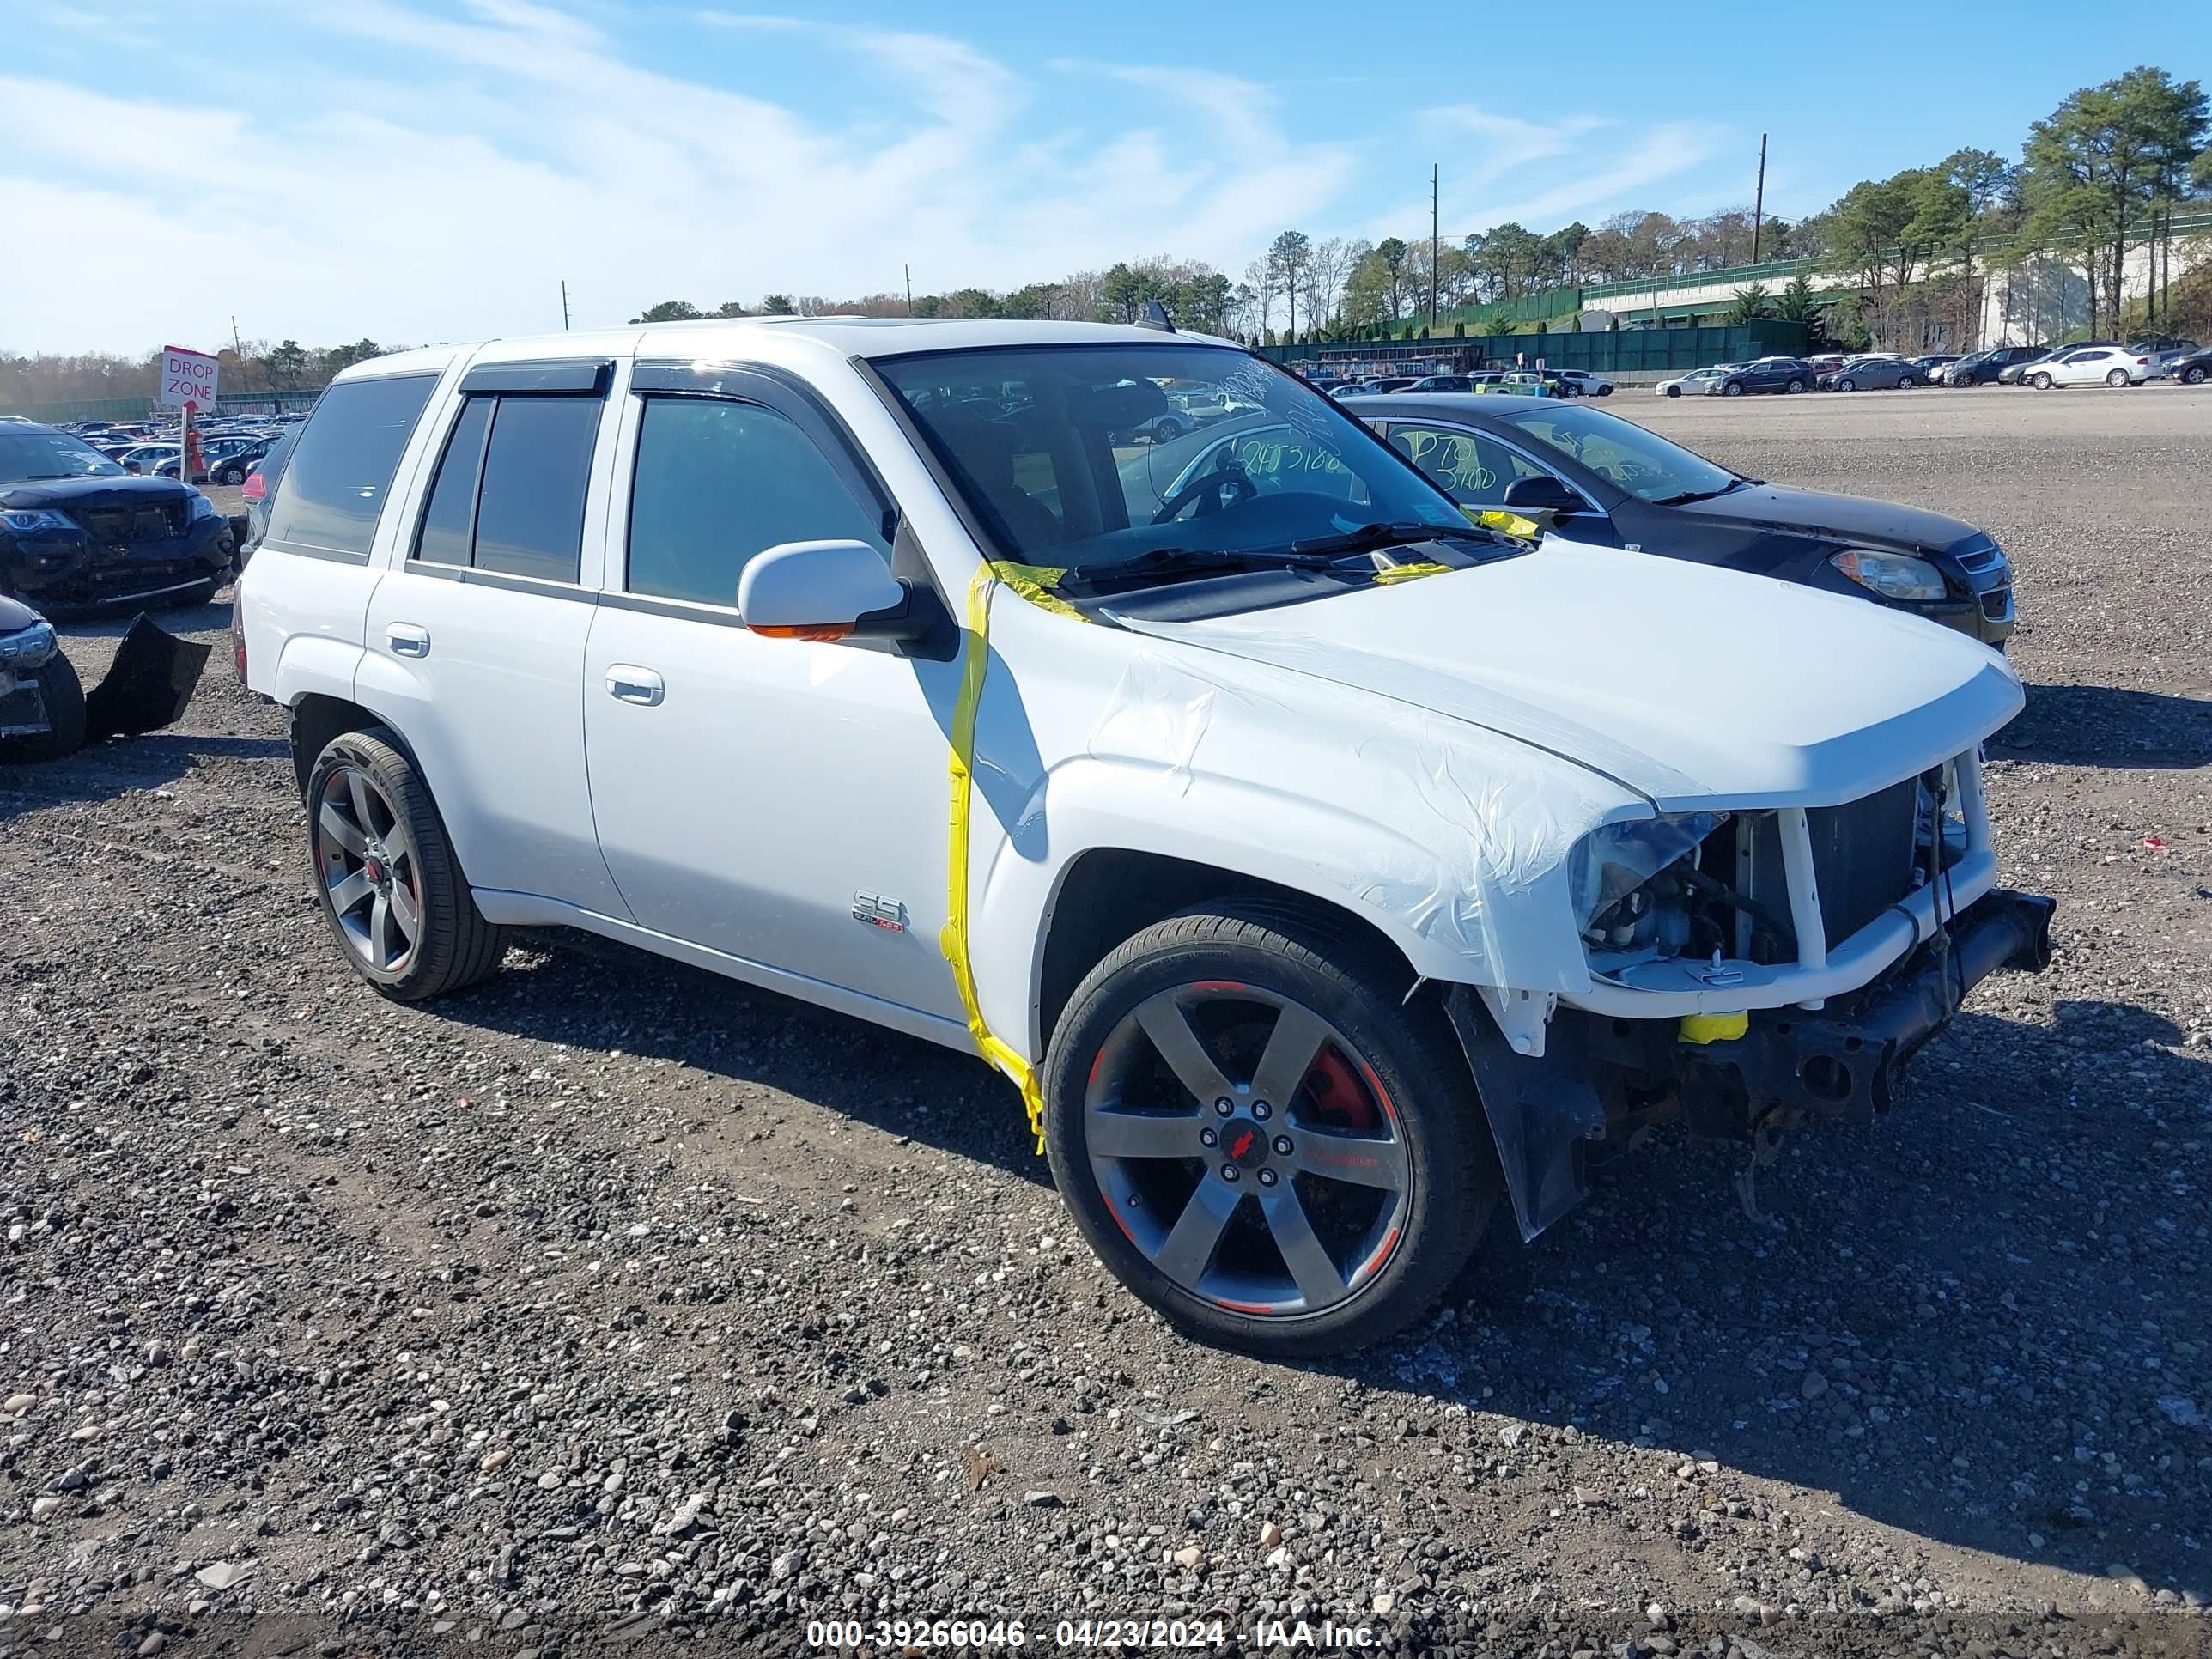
<box><xmin>1679</xmin><ymin>887</ymin><xmax>2057</xmax><ymax>1132</ymax></box>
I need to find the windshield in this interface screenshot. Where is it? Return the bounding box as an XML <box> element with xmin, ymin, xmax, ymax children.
<box><xmin>873</xmin><ymin>343</ymin><xmax>1468</xmax><ymax>569</ymax></box>
<box><xmin>0</xmin><ymin>428</ymin><xmax>126</xmax><ymax>483</ymax></box>
<box><xmin>1498</xmin><ymin>404</ymin><xmax>1740</xmax><ymax>504</ymax></box>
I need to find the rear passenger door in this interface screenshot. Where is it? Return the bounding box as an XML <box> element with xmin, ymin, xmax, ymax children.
<box><xmin>357</xmin><ymin>359</ymin><xmax>629</xmax><ymax>918</ymax></box>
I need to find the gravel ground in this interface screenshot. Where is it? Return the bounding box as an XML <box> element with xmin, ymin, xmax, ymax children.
<box><xmin>3</xmin><ymin>387</ymin><xmax>2209</xmax><ymax>1658</ymax></box>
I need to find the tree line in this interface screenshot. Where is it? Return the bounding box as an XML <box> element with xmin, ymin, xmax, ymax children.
<box><xmin>2</xmin><ymin>337</ymin><xmax>392</xmax><ymax>410</ymax></box>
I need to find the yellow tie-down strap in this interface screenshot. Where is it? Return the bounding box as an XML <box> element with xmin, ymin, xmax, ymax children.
<box><xmin>941</xmin><ymin>564</ymin><xmax>1091</xmax><ymax>1152</ymax></box>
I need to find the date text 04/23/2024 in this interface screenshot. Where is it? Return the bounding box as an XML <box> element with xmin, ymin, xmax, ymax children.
<box><xmin>804</xmin><ymin>1617</ymin><xmax>1379</xmax><ymax>1649</ymax></box>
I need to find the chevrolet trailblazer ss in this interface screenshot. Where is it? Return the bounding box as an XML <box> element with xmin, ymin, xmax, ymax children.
<box><xmin>237</xmin><ymin>319</ymin><xmax>2053</xmax><ymax>1355</ymax></box>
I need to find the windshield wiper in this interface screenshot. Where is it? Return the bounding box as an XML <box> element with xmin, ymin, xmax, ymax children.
<box><xmin>1286</xmin><ymin>520</ymin><xmax>1476</xmax><ymax>557</ymax></box>
<box><xmin>1651</xmin><ymin>478</ymin><xmax>1753</xmax><ymax>507</ymax></box>
<box><xmin>1064</xmin><ymin>544</ymin><xmax>1346</xmax><ymax>585</ymax></box>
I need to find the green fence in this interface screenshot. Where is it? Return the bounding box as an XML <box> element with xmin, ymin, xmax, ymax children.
<box><xmin>1</xmin><ymin>387</ymin><xmax>325</xmax><ymax>423</ymax></box>
<box><xmin>1260</xmin><ymin>319</ymin><xmax>1809</xmax><ymax>374</ymax></box>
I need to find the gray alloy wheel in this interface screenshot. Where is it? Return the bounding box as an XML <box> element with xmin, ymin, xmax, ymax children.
<box><xmin>1786</xmin><ymin>378</ymin><xmax>1806</xmax><ymax>393</ymax></box>
<box><xmin>1899</xmin><ymin>374</ymin><xmax>1916</xmax><ymax>389</ymax></box>
<box><xmin>2032</xmin><ymin>372</ymin><xmax>2054</xmax><ymax>390</ymax></box>
<box><xmin>218</xmin><ymin>463</ymin><xmax>247</xmax><ymax>484</ymax></box>
<box><xmin>2106</xmin><ymin>368</ymin><xmax>2129</xmax><ymax>387</ymax></box>
<box><xmin>1081</xmin><ymin>982</ymin><xmax>1413</xmax><ymax>1318</ymax></box>
<box><xmin>1723</xmin><ymin>380</ymin><xmax>1744</xmax><ymax>396</ymax></box>
<box><xmin>304</xmin><ymin>727</ymin><xmax>507</xmax><ymax>1000</ymax></box>
<box><xmin>1954</xmin><ymin>370</ymin><xmax>1977</xmax><ymax>386</ymax></box>
<box><xmin>314</xmin><ymin>763</ymin><xmax>423</xmax><ymax>975</ymax></box>
<box><xmin>1838</xmin><ymin>378</ymin><xmax>1856</xmax><ymax>392</ymax></box>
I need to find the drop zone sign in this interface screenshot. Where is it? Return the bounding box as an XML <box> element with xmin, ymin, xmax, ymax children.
<box><xmin>160</xmin><ymin>346</ymin><xmax>220</xmax><ymax>411</ymax></box>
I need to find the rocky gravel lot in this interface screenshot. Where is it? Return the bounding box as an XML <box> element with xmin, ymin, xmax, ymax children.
<box><xmin>2</xmin><ymin>388</ymin><xmax>2208</xmax><ymax>1658</ymax></box>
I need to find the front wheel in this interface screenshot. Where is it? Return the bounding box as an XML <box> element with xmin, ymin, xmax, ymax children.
<box><xmin>2106</xmin><ymin>368</ymin><xmax>2129</xmax><ymax>387</ymax></box>
<box><xmin>306</xmin><ymin>728</ymin><xmax>508</xmax><ymax>1001</ymax></box>
<box><xmin>1723</xmin><ymin>381</ymin><xmax>1744</xmax><ymax>397</ymax></box>
<box><xmin>1665</xmin><ymin>385</ymin><xmax>1681</xmax><ymax>398</ymax></box>
<box><xmin>1954</xmin><ymin>371</ymin><xmax>1977</xmax><ymax>387</ymax></box>
<box><xmin>2185</xmin><ymin>365</ymin><xmax>2209</xmax><ymax>386</ymax></box>
<box><xmin>217</xmin><ymin>464</ymin><xmax>247</xmax><ymax>485</ymax></box>
<box><xmin>1838</xmin><ymin>379</ymin><xmax>1856</xmax><ymax>392</ymax></box>
<box><xmin>2032</xmin><ymin>372</ymin><xmax>2054</xmax><ymax>390</ymax></box>
<box><xmin>1043</xmin><ymin>903</ymin><xmax>1499</xmax><ymax>1358</ymax></box>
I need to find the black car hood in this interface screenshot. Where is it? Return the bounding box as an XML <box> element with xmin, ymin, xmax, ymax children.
<box><xmin>0</xmin><ymin>592</ymin><xmax>46</xmax><ymax>632</ymax></box>
<box><xmin>1668</xmin><ymin>483</ymin><xmax>1982</xmax><ymax>556</ymax></box>
<box><xmin>0</xmin><ymin>475</ymin><xmax>194</xmax><ymax>511</ymax></box>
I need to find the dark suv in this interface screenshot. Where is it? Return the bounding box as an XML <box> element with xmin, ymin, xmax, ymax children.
<box><xmin>1713</xmin><ymin>357</ymin><xmax>1813</xmax><ymax>396</ymax></box>
<box><xmin>1942</xmin><ymin>345</ymin><xmax>2045</xmax><ymax>387</ymax></box>
<box><xmin>0</xmin><ymin>418</ymin><xmax>234</xmax><ymax>611</ymax></box>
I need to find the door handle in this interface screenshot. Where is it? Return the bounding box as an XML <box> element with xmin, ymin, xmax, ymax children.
<box><xmin>606</xmin><ymin>665</ymin><xmax>665</xmax><ymax>707</ymax></box>
<box><xmin>386</xmin><ymin>623</ymin><xmax>430</xmax><ymax>658</ymax></box>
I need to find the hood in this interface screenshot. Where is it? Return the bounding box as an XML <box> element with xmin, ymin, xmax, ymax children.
<box><xmin>1116</xmin><ymin>537</ymin><xmax>2021</xmax><ymax>811</ymax></box>
<box><xmin>0</xmin><ymin>474</ymin><xmax>193</xmax><ymax>510</ymax></box>
<box><xmin>1668</xmin><ymin>483</ymin><xmax>1983</xmax><ymax>556</ymax></box>
<box><xmin>0</xmin><ymin>593</ymin><xmax>46</xmax><ymax>633</ymax></box>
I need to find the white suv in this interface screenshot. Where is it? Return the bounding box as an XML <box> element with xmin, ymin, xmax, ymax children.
<box><xmin>238</xmin><ymin>319</ymin><xmax>2053</xmax><ymax>1355</ymax></box>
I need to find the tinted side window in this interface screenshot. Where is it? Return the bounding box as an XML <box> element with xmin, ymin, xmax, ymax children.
<box><xmin>471</xmin><ymin>397</ymin><xmax>601</xmax><ymax>583</ymax></box>
<box><xmin>1388</xmin><ymin>424</ymin><xmax>1541</xmax><ymax>507</ymax></box>
<box><xmin>267</xmin><ymin>374</ymin><xmax>437</xmax><ymax>556</ymax></box>
<box><xmin>411</xmin><ymin>398</ymin><xmax>491</xmax><ymax>567</ymax></box>
<box><xmin>627</xmin><ymin>398</ymin><xmax>888</xmax><ymax>606</ymax></box>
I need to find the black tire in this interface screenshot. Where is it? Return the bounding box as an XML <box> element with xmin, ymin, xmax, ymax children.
<box><xmin>1899</xmin><ymin>374</ymin><xmax>1916</xmax><ymax>389</ymax></box>
<box><xmin>2106</xmin><ymin>368</ymin><xmax>2129</xmax><ymax>387</ymax></box>
<box><xmin>217</xmin><ymin>464</ymin><xmax>246</xmax><ymax>485</ymax></box>
<box><xmin>2184</xmin><ymin>365</ymin><xmax>2207</xmax><ymax>386</ymax></box>
<box><xmin>1954</xmin><ymin>370</ymin><xmax>1977</xmax><ymax>387</ymax></box>
<box><xmin>0</xmin><ymin>653</ymin><xmax>87</xmax><ymax>763</ymax></box>
<box><xmin>2032</xmin><ymin>372</ymin><xmax>2053</xmax><ymax>390</ymax></box>
<box><xmin>1786</xmin><ymin>378</ymin><xmax>1806</xmax><ymax>394</ymax></box>
<box><xmin>1043</xmin><ymin>901</ymin><xmax>1500</xmax><ymax>1358</ymax></box>
<box><xmin>1595</xmin><ymin>385</ymin><xmax>1612</xmax><ymax>396</ymax></box>
<box><xmin>1665</xmin><ymin>385</ymin><xmax>1681</xmax><ymax>398</ymax></box>
<box><xmin>304</xmin><ymin>727</ymin><xmax>507</xmax><ymax>1002</ymax></box>
<box><xmin>1722</xmin><ymin>380</ymin><xmax>1744</xmax><ymax>397</ymax></box>
<box><xmin>1837</xmin><ymin>379</ymin><xmax>1856</xmax><ymax>392</ymax></box>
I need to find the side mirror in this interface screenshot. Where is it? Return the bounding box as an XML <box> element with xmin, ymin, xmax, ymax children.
<box><xmin>1501</xmin><ymin>475</ymin><xmax>1582</xmax><ymax>515</ymax></box>
<box><xmin>738</xmin><ymin>540</ymin><xmax>909</xmax><ymax>643</ymax></box>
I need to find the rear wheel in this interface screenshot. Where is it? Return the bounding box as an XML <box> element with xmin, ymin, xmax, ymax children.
<box><xmin>1786</xmin><ymin>378</ymin><xmax>1806</xmax><ymax>394</ymax></box>
<box><xmin>306</xmin><ymin>728</ymin><xmax>507</xmax><ymax>1001</ymax></box>
<box><xmin>1044</xmin><ymin>903</ymin><xmax>1498</xmax><ymax>1358</ymax></box>
<box><xmin>1899</xmin><ymin>374</ymin><xmax>1916</xmax><ymax>389</ymax></box>
<box><xmin>2106</xmin><ymin>368</ymin><xmax>2129</xmax><ymax>387</ymax></box>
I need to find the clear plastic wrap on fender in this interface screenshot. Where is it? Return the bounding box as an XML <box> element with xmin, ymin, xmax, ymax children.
<box><xmin>1085</xmin><ymin>643</ymin><xmax>1645</xmax><ymax>994</ymax></box>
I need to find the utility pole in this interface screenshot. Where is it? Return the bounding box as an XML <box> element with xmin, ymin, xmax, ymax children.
<box><xmin>1751</xmin><ymin>133</ymin><xmax>1768</xmax><ymax>263</ymax></box>
<box><xmin>561</xmin><ymin>280</ymin><xmax>571</xmax><ymax>331</ymax></box>
<box><xmin>1429</xmin><ymin>162</ymin><xmax>1440</xmax><ymax>332</ymax></box>
<box><xmin>904</xmin><ymin>264</ymin><xmax>913</xmax><ymax>315</ymax></box>
<box><xmin>230</xmin><ymin>317</ymin><xmax>247</xmax><ymax>394</ymax></box>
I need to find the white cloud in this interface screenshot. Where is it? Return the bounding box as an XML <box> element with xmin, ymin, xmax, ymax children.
<box><xmin>0</xmin><ymin>2</ymin><xmax>1731</xmax><ymax>355</ymax></box>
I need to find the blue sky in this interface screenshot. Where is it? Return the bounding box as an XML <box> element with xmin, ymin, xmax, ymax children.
<box><xmin>3</xmin><ymin>0</ymin><xmax>2204</xmax><ymax>353</ymax></box>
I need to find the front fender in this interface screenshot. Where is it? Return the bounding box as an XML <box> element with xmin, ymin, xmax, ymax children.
<box><xmin>967</xmin><ymin>642</ymin><xmax>1642</xmax><ymax>1061</ymax></box>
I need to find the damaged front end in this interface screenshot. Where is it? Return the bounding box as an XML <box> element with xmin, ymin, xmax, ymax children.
<box><xmin>0</xmin><ymin>602</ymin><xmax>210</xmax><ymax>764</ymax></box>
<box><xmin>1442</xmin><ymin>746</ymin><xmax>2057</xmax><ymax>1241</ymax></box>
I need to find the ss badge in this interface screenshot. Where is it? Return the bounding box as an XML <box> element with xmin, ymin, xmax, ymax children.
<box><xmin>851</xmin><ymin>892</ymin><xmax>907</xmax><ymax>933</ymax></box>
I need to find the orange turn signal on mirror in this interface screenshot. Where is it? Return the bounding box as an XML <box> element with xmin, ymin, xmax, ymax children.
<box><xmin>751</xmin><ymin>623</ymin><xmax>854</xmax><ymax>642</ymax></box>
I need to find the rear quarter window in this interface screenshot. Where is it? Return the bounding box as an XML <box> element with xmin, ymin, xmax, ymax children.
<box><xmin>266</xmin><ymin>374</ymin><xmax>439</xmax><ymax>557</ymax></box>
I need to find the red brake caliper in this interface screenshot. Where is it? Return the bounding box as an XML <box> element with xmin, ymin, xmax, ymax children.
<box><xmin>1300</xmin><ymin>1045</ymin><xmax>1378</xmax><ymax>1132</ymax></box>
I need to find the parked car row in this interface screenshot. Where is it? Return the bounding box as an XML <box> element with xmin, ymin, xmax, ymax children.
<box><xmin>1330</xmin><ymin>368</ymin><xmax>1615</xmax><ymax>399</ymax></box>
<box><xmin>1652</xmin><ymin>337</ymin><xmax>2206</xmax><ymax>398</ymax></box>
